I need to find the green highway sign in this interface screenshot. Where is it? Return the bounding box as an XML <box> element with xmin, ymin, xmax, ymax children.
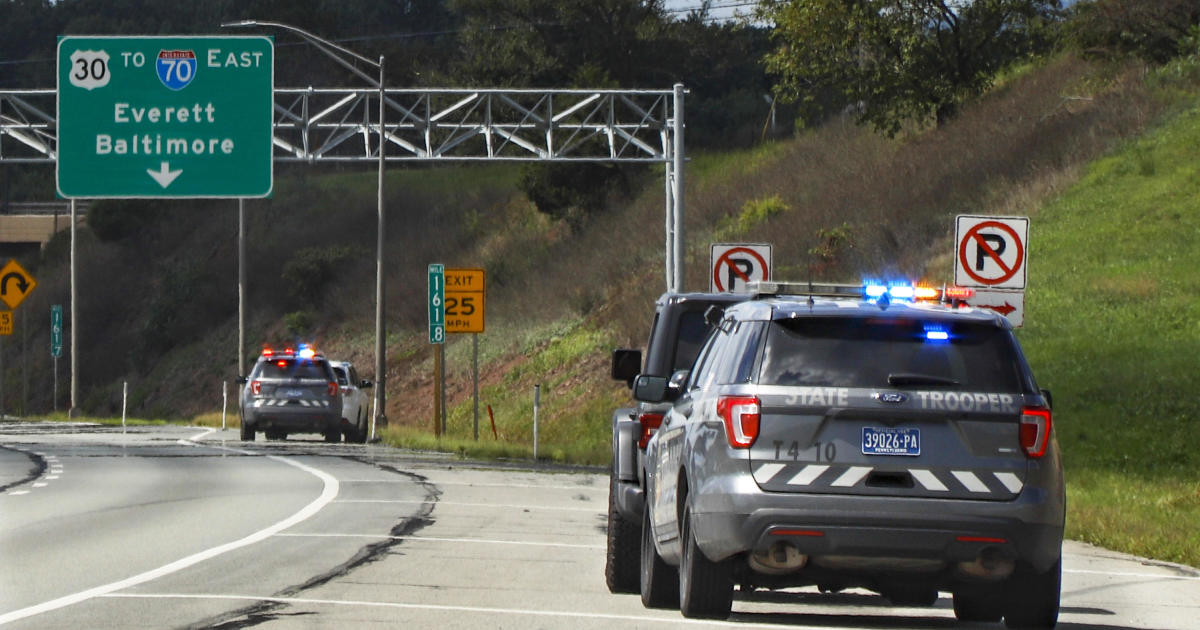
<box><xmin>57</xmin><ymin>36</ymin><xmax>274</xmax><ymax>198</ymax></box>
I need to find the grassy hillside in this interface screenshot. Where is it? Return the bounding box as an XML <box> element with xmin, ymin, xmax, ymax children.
<box><xmin>1018</xmin><ymin>70</ymin><xmax>1200</xmax><ymax>565</ymax></box>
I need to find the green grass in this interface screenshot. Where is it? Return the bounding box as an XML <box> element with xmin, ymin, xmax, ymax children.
<box><xmin>1018</xmin><ymin>97</ymin><xmax>1200</xmax><ymax>567</ymax></box>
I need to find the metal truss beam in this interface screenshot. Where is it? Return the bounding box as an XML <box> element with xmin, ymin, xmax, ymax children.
<box><xmin>1</xmin><ymin>87</ymin><xmax>675</xmax><ymax>164</ymax></box>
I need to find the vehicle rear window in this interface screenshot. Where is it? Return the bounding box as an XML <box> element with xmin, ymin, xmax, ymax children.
<box><xmin>758</xmin><ymin>317</ymin><xmax>1023</xmax><ymax>391</ymax></box>
<box><xmin>332</xmin><ymin>367</ymin><xmax>349</xmax><ymax>385</ymax></box>
<box><xmin>257</xmin><ymin>360</ymin><xmax>331</xmax><ymax>380</ymax></box>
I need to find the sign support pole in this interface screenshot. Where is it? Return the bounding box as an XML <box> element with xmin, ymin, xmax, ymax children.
<box><xmin>433</xmin><ymin>344</ymin><xmax>443</xmax><ymax>437</ymax></box>
<box><xmin>472</xmin><ymin>334</ymin><xmax>479</xmax><ymax>441</ymax></box>
<box><xmin>69</xmin><ymin>198</ymin><xmax>78</xmax><ymax>417</ymax></box>
<box><xmin>238</xmin><ymin>199</ymin><xmax>246</xmax><ymax>379</ymax></box>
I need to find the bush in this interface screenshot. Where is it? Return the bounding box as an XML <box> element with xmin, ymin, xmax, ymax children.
<box><xmin>86</xmin><ymin>199</ymin><xmax>159</xmax><ymax>242</ymax></box>
<box><xmin>281</xmin><ymin>245</ymin><xmax>365</xmax><ymax>304</ymax></box>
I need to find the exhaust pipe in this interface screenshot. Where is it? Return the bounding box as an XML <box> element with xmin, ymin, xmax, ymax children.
<box><xmin>749</xmin><ymin>542</ymin><xmax>808</xmax><ymax>575</ymax></box>
<box><xmin>957</xmin><ymin>547</ymin><xmax>1015</xmax><ymax>580</ymax></box>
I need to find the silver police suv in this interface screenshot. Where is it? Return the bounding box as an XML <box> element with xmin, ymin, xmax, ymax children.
<box><xmin>238</xmin><ymin>345</ymin><xmax>344</xmax><ymax>443</ymax></box>
<box><xmin>636</xmin><ymin>282</ymin><xmax>1063</xmax><ymax>627</ymax></box>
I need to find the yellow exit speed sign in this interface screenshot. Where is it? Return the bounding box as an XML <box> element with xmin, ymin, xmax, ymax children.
<box><xmin>445</xmin><ymin>268</ymin><xmax>485</xmax><ymax>334</ymax></box>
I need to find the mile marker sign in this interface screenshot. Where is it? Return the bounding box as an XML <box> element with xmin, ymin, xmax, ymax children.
<box><xmin>57</xmin><ymin>36</ymin><xmax>273</xmax><ymax>198</ymax></box>
<box><xmin>954</xmin><ymin>215</ymin><xmax>1029</xmax><ymax>290</ymax></box>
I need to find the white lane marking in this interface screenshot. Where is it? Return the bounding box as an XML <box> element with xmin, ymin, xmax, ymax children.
<box><xmin>101</xmin><ymin>593</ymin><xmax>810</xmax><ymax>628</ymax></box>
<box><xmin>786</xmin><ymin>465</ymin><xmax>829</xmax><ymax>486</ymax></box>
<box><xmin>178</xmin><ymin>427</ymin><xmax>218</xmax><ymax>446</ymax></box>
<box><xmin>275</xmin><ymin>533</ymin><xmax>604</xmax><ymax>550</ymax></box>
<box><xmin>993</xmin><ymin>472</ymin><xmax>1024</xmax><ymax>493</ymax></box>
<box><xmin>951</xmin><ymin>471</ymin><xmax>990</xmax><ymax>493</ymax></box>
<box><xmin>830</xmin><ymin>466</ymin><xmax>872</xmax><ymax>488</ymax></box>
<box><xmin>0</xmin><ymin>434</ymin><xmax>339</xmax><ymax>626</ymax></box>
<box><xmin>334</xmin><ymin>499</ymin><xmax>598</xmax><ymax>513</ymax></box>
<box><xmin>45</xmin><ymin>476</ymin><xmax>59</xmax><ymax>480</ymax></box>
<box><xmin>6</xmin><ymin>491</ymin><xmax>29</xmax><ymax>496</ymax></box>
<box><xmin>910</xmin><ymin>469</ymin><xmax>948</xmax><ymax>492</ymax></box>
<box><xmin>32</xmin><ymin>483</ymin><xmax>47</xmax><ymax>488</ymax></box>
<box><xmin>341</xmin><ymin>479</ymin><xmax>603</xmax><ymax>491</ymax></box>
<box><xmin>1065</xmin><ymin>568</ymin><xmax>1200</xmax><ymax>581</ymax></box>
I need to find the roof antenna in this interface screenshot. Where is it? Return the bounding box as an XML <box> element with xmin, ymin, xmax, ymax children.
<box><xmin>807</xmin><ymin>268</ymin><xmax>815</xmax><ymax>309</ymax></box>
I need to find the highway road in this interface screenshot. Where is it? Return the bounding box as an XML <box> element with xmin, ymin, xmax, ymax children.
<box><xmin>1</xmin><ymin>420</ymin><xmax>1198</xmax><ymax>629</ymax></box>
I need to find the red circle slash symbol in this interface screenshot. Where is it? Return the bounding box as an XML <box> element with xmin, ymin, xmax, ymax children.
<box><xmin>958</xmin><ymin>221</ymin><xmax>1024</xmax><ymax>286</ymax></box>
<box><xmin>713</xmin><ymin>247</ymin><xmax>769</xmax><ymax>292</ymax></box>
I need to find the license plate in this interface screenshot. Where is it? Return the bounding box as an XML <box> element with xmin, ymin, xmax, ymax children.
<box><xmin>862</xmin><ymin>427</ymin><xmax>920</xmax><ymax>456</ymax></box>
<box><xmin>282</xmin><ymin>388</ymin><xmax>305</xmax><ymax>398</ymax></box>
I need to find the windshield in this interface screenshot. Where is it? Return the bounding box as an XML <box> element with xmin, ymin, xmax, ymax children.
<box><xmin>758</xmin><ymin>316</ymin><xmax>1023</xmax><ymax>391</ymax></box>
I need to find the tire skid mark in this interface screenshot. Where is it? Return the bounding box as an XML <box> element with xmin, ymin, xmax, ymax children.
<box><xmin>186</xmin><ymin>458</ymin><xmax>441</xmax><ymax>630</ymax></box>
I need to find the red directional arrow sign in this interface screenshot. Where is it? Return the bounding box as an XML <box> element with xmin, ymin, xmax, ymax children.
<box><xmin>967</xmin><ymin>289</ymin><xmax>1025</xmax><ymax>327</ymax></box>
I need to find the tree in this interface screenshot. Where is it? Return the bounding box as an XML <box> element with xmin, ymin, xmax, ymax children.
<box><xmin>1067</xmin><ymin>0</ymin><xmax>1200</xmax><ymax>64</ymax></box>
<box><xmin>760</xmin><ymin>0</ymin><xmax>1063</xmax><ymax>136</ymax></box>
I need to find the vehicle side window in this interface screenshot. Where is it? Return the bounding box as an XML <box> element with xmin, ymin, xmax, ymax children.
<box><xmin>672</xmin><ymin>310</ymin><xmax>711</xmax><ymax>373</ymax></box>
<box><xmin>718</xmin><ymin>321</ymin><xmax>762</xmax><ymax>385</ymax></box>
<box><xmin>687</xmin><ymin>329</ymin><xmax>722</xmax><ymax>391</ymax></box>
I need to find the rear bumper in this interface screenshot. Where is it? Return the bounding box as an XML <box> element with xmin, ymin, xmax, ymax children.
<box><xmin>691</xmin><ymin>479</ymin><xmax>1063</xmax><ymax>573</ymax></box>
<box><xmin>243</xmin><ymin>406</ymin><xmax>341</xmax><ymax>434</ymax></box>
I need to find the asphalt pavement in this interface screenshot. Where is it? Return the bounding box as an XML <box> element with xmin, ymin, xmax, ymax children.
<box><xmin>1</xmin><ymin>421</ymin><xmax>1197</xmax><ymax>629</ymax></box>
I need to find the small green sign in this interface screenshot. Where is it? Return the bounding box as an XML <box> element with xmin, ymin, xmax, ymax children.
<box><xmin>51</xmin><ymin>304</ymin><xmax>63</xmax><ymax>358</ymax></box>
<box><xmin>57</xmin><ymin>36</ymin><xmax>274</xmax><ymax>198</ymax></box>
<box><xmin>428</xmin><ymin>264</ymin><xmax>444</xmax><ymax>344</ymax></box>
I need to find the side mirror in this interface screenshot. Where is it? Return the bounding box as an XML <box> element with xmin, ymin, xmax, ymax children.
<box><xmin>668</xmin><ymin>369</ymin><xmax>691</xmax><ymax>393</ymax></box>
<box><xmin>633</xmin><ymin>375</ymin><xmax>668</xmax><ymax>403</ymax></box>
<box><xmin>359</xmin><ymin>379</ymin><xmax>374</xmax><ymax>389</ymax></box>
<box><xmin>236</xmin><ymin>376</ymin><xmax>248</xmax><ymax>385</ymax></box>
<box><xmin>1041</xmin><ymin>388</ymin><xmax>1053</xmax><ymax>410</ymax></box>
<box><xmin>611</xmin><ymin>349</ymin><xmax>642</xmax><ymax>387</ymax></box>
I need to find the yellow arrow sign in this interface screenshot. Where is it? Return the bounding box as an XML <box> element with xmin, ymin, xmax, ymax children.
<box><xmin>0</xmin><ymin>259</ymin><xmax>37</xmax><ymax>310</ymax></box>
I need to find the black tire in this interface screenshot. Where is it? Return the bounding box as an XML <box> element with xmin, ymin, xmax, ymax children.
<box><xmin>678</xmin><ymin>505</ymin><xmax>733</xmax><ymax>619</ymax></box>
<box><xmin>240</xmin><ymin>420</ymin><xmax>254</xmax><ymax>442</ymax></box>
<box><xmin>954</xmin><ymin>585</ymin><xmax>1004</xmax><ymax>623</ymax></box>
<box><xmin>605</xmin><ymin>473</ymin><xmax>641</xmax><ymax>594</ymax></box>
<box><xmin>639</xmin><ymin>505</ymin><xmax>679</xmax><ymax>609</ymax></box>
<box><xmin>351</xmin><ymin>412</ymin><xmax>368</xmax><ymax>444</ymax></box>
<box><xmin>1003</xmin><ymin>556</ymin><xmax>1061</xmax><ymax>629</ymax></box>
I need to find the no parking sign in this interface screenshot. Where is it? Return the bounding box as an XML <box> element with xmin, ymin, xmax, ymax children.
<box><xmin>954</xmin><ymin>216</ymin><xmax>1028</xmax><ymax>289</ymax></box>
<box><xmin>711</xmin><ymin>243</ymin><xmax>772</xmax><ymax>293</ymax></box>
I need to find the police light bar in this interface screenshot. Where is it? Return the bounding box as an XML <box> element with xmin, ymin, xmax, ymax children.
<box><xmin>750</xmin><ymin>280</ymin><xmax>975</xmax><ymax>305</ymax></box>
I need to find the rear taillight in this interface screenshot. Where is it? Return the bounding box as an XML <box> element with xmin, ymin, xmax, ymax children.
<box><xmin>340</xmin><ymin>386</ymin><xmax>352</xmax><ymax>396</ymax></box>
<box><xmin>636</xmin><ymin>412</ymin><xmax>665</xmax><ymax>449</ymax></box>
<box><xmin>1020</xmin><ymin>407</ymin><xmax>1052</xmax><ymax>458</ymax></box>
<box><xmin>250</xmin><ymin>380</ymin><xmax>262</xmax><ymax>395</ymax></box>
<box><xmin>327</xmin><ymin>382</ymin><xmax>339</xmax><ymax>397</ymax></box>
<box><xmin>717</xmin><ymin>395</ymin><xmax>760</xmax><ymax>448</ymax></box>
